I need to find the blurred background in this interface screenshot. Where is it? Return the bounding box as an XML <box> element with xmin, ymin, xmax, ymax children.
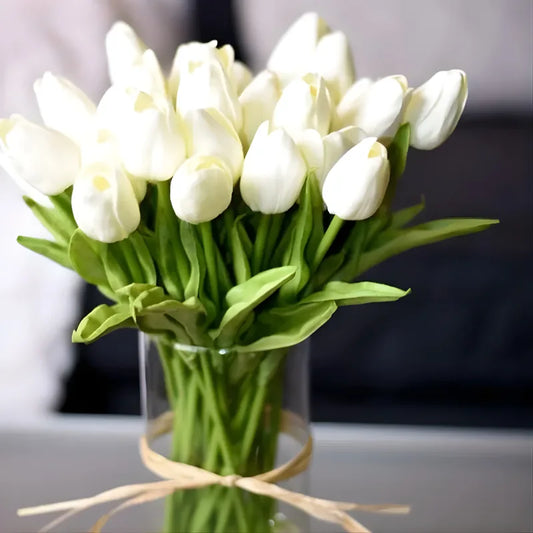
<box><xmin>1</xmin><ymin>0</ymin><xmax>532</xmax><ymax>427</ymax></box>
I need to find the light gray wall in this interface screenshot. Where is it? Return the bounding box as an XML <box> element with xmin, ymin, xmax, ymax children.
<box><xmin>237</xmin><ymin>0</ymin><xmax>533</xmax><ymax>112</ymax></box>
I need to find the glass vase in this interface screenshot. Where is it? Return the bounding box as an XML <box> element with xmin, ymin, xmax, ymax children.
<box><xmin>139</xmin><ymin>334</ymin><xmax>310</xmax><ymax>533</ymax></box>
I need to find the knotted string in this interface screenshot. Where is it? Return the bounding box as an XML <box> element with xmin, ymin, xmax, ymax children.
<box><xmin>18</xmin><ymin>410</ymin><xmax>410</xmax><ymax>533</ymax></box>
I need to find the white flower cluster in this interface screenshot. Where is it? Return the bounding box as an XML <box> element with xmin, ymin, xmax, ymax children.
<box><xmin>0</xmin><ymin>13</ymin><xmax>467</xmax><ymax>243</ymax></box>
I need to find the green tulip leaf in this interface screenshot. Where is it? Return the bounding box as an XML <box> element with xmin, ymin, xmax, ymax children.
<box><xmin>155</xmin><ymin>182</ymin><xmax>186</xmax><ymax>300</ymax></box>
<box><xmin>132</xmin><ymin>287</ymin><xmax>208</xmax><ymax>344</ymax></box>
<box><xmin>180</xmin><ymin>221</ymin><xmax>202</xmax><ymax>299</ymax></box>
<box><xmin>237</xmin><ymin>301</ymin><xmax>337</xmax><ymax>352</ymax></box>
<box><xmin>72</xmin><ymin>303</ymin><xmax>135</xmax><ymax>343</ymax></box>
<box><xmin>115</xmin><ymin>282</ymin><xmax>157</xmax><ymax>301</ymax></box>
<box><xmin>102</xmin><ymin>243</ymin><xmax>132</xmax><ymax>291</ymax></box>
<box><xmin>313</xmin><ymin>250</ymin><xmax>346</xmax><ymax>288</ymax></box>
<box><xmin>279</xmin><ymin>179</ymin><xmax>315</xmax><ymax>301</ymax></box>
<box><xmin>228</xmin><ymin>215</ymin><xmax>251</xmax><ymax>284</ymax></box>
<box><xmin>388</xmin><ymin>123</ymin><xmax>410</xmax><ymax>181</ymax></box>
<box><xmin>22</xmin><ymin>193</ymin><xmax>76</xmax><ymax>245</ymax></box>
<box><xmin>357</xmin><ymin>217</ymin><xmax>500</xmax><ymax>276</ymax></box>
<box><xmin>389</xmin><ymin>198</ymin><xmax>425</xmax><ymax>229</ymax></box>
<box><xmin>127</xmin><ymin>232</ymin><xmax>157</xmax><ymax>285</ymax></box>
<box><xmin>17</xmin><ymin>236</ymin><xmax>71</xmax><ymax>269</ymax></box>
<box><xmin>303</xmin><ymin>280</ymin><xmax>410</xmax><ymax>306</ymax></box>
<box><xmin>68</xmin><ymin>229</ymin><xmax>107</xmax><ymax>286</ymax></box>
<box><xmin>212</xmin><ymin>266</ymin><xmax>297</xmax><ymax>347</ymax></box>
<box><xmin>304</xmin><ymin>174</ymin><xmax>326</xmax><ymax>266</ymax></box>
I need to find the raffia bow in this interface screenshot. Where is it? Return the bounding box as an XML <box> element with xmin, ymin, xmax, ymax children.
<box><xmin>18</xmin><ymin>410</ymin><xmax>410</xmax><ymax>533</ymax></box>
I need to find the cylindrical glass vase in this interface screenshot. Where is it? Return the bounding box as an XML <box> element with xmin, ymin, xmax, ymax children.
<box><xmin>139</xmin><ymin>334</ymin><xmax>310</xmax><ymax>533</ymax></box>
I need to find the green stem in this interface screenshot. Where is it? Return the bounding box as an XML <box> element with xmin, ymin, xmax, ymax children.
<box><xmin>199</xmin><ymin>222</ymin><xmax>220</xmax><ymax>311</ymax></box>
<box><xmin>312</xmin><ymin>215</ymin><xmax>344</xmax><ymax>271</ymax></box>
<box><xmin>239</xmin><ymin>382</ymin><xmax>268</xmax><ymax>468</ymax></box>
<box><xmin>262</xmin><ymin>213</ymin><xmax>284</xmax><ymax>270</ymax></box>
<box><xmin>199</xmin><ymin>355</ymin><xmax>236</xmax><ymax>472</ymax></box>
<box><xmin>252</xmin><ymin>215</ymin><xmax>271</xmax><ymax>274</ymax></box>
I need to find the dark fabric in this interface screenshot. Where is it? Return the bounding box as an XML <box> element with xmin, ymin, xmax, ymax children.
<box><xmin>61</xmin><ymin>116</ymin><xmax>533</xmax><ymax>427</ymax></box>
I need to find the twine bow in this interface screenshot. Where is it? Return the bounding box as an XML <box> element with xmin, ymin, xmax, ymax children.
<box><xmin>18</xmin><ymin>410</ymin><xmax>410</xmax><ymax>533</ymax></box>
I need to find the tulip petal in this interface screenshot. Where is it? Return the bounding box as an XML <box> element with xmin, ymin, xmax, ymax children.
<box><xmin>106</xmin><ymin>21</ymin><xmax>146</xmax><ymax>85</ymax></box>
<box><xmin>314</xmin><ymin>31</ymin><xmax>356</xmax><ymax>103</ymax></box>
<box><xmin>176</xmin><ymin>60</ymin><xmax>242</xmax><ymax>130</ymax></box>
<box><xmin>71</xmin><ymin>163</ymin><xmax>140</xmax><ymax>243</ymax></box>
<box><xmin>170</xmin><ymin>155</ymin><xmax>233</xmax><ymax>224</ymax></box>
<box><xmin>0</xmin><ymin>116</ymin><xmax>80</xmax><ymax>196</ymax></box>
<box><xmin>34</xmin><ymin>72</ymin><xmax>96</xmax><ymax>145</ymax></box>
<box><xmin>323</xmin><ymin>137</ymin><xmax>390</xmax><ymax>220</ymax></box>
<box><xmin>183</xmin><ymin>108</ymin><xmax>243</xmax><ymax>183</ymax></box>
<box><xmin>267</xmin><ymin>12</ymin><xmax>330</xmax><ymax>84</ymax></box>
<box><xmin>240</xmin><ymin>121</ymin><xmax>307</xmax><ymax>214</ymax></box>
<box><xmin>239</xmin><ymin>70</ymin><xmax>281</xmax><ymax>147</ymax></box>
<box><xmin>404</xmin><ymin>70</ymin><xmax>467</xmax><ymax>150</ymax></box>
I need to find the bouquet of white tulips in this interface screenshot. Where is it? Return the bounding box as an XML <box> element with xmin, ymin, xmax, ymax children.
<box><xmin>2</xmin><ymin>12</ymin><xmax>497</xmax><ymax>533</ymax></box>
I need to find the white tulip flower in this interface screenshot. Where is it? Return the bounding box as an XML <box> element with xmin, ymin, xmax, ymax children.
<box><xmin>272</xmin><ymin>73</ymin><xmax>332</xmax><ymax>140</ymax></box>
<box><xmin>267</xmin><ymin>12</ymin><xmax>329</xmax><ymax>85</ymax></box>
<box><xmin>240</xmin><ymin>121</ymin><xmax>307</xmax><ymax>214</ymax></box>
<box><xmin>314</xmin><ymin>31</ymin><xmax>355</xmax><ymax>103</ymax></box>
<box><xmin>403</xmin><ymin>69</ymin><xmax>468</xmax><ymax>150</ymax></box>
<box><xmin>114</xmin><ymin>49</ymin><xmax>167</xmax><ymax>103</ymax></box>
<box><xmin>169</xmin><ymin>40</ymin><xmax>235</xmax><ymax>99</ymax></box>
<box><xmin>317</xmin><ymin>126</ymin><xmax>367</xmax><ymax>189</ymax></box>
<box><xmin>100</xmin><ymin>88</ymin><xmax>186</xmax><ymax>181</ymax></box>
<box><xmin>170</xmin><ymin>40</ymin><xmax>233</xmax><ymax>80</ymax></box>
<box><xmin>80</xmin><ymin>129</ymin><xmax>147</xmax><ymax>203</ymax></box>
<box><xmin>231</xmin><ymin>61</ymin><xmax>253</xmax><ymax>94</ymax></box>
<box><xmin>336</xmin><ymin>75</ymin><xmax>408</xmax><ymax>140</ymax></box>
<box><xmin>176</xmin><ymin>60</ymin><xmax>242</xmax><ymax>130</ymax></box>
<box><xmin>239</xmin><ymin>70</ymin><xmax>281</xmax><ymax>147</ymax></box>
<box><xmin>296</xmin><ymin>128</ymin><xmax>324</xmax><ymax>177</ymax></box>
<box><xmin>170</xmin><ymin>155</ymin><xmax>233</xmax><ymax>224</ymax></box>
<box><xmin>81</xmin><ymin>128</ymin><xmax>120</xmax><ymax>167</ymax></box>
<box><xmin>322</xmin><ymin>137</ymin><xmax>390</xmax><ymax>220</ymax></box>
<box><xmin>105</xmin><ymin>21</ymin><xmax>146</xmax><ymax>85</ymax></box>
<box><xmin>34</xmin><ymin>72</ymin><xmax>96</xmax><ymax>145</ymax></box>
<box><xmin>183</xmin><ymin>107</ymin><xmax>243</xmax><ymax>183</ymax></box>
<box><xmin>0</xmin><ymin>115</ymin><xmax>80</xmax><ymax>196</ymax></box>
<box><xmin>72</xmin><ymin>162</ymin><xmax>140</xmax><ymax>243</ymax></box>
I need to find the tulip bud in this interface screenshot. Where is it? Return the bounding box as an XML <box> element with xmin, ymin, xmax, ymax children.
<box><xmin>322</xmin><ymin>137</ymin><xmax>390</xmax><ymax>220</ymax></box>
<box><xmin>267</xmin><ymin>12</ymin><xmax>330</xmax><ymax>85</ymax></box>
<box><xmin>34</xmin><ymin>72</ymin><xmax>96</xmax><ymax>145</ymax></box>
<box><xmin>113</xmin><ymin>49</ymin><xmax>167</xmax><ymax>103</ymax></box>
<box><xmin>317</xmin><ymin>126</ymin><xmax>366</xmax><ymax>189</ymax></box>
<box><xmin>314</xmin><ymin>31</ymin><xmax>355</xmax><ymax>103</ymax></box>
<box><xmin>71</xmin><ymin>162</ymin><xmax>140</xmax><ymax>243</ymax></box>
<box><xmin>176</xmin><ymin>60</ymin><xmax>242</xmax><ymax>130</ymax></box>
<box><xmin>99</xmin><ymin>87</ymin><xmax>186</xmax><ymax>181</ymax></box>
<box><xmin>79</xmin><ymin>129</ymin><xmax>147</xmax><ymax>203</ymax></box>
<box><xmin>81</xmin><ymin>128</ymin><xmax>119</xmax><ymax>168</ymax></box>
<box><xmin>272</xmin><ymin>73</ymin><xmax>332</xmax><ymax>139</ymax></box>
<box><xmin>239</xmin><ymin>70</ymin><xmax>281</xmax><ymax>147</ymax></box>
<box><xmin>170</xmin><ymin>155</ymin><xmax>233</xmax><ymax>224</ymax></box>
<box><xmin>231</xmin><ymin>61</ymin><xmax>253</xmax><ymax>94</ymax></box>
<box><xmin>240</xmin><ymin>121</ymin><xmax>307</xmax><ymax>214</ymax></box>
<box><xmin>403</xmin><ymin>69</ymin><xmax>468</xmax><ymax>150</ymax></box>
<box><xmin>296</xmin><ymin>128</ymin><xmax>324</xmax><ymax>177</ymax></box>
<box><xmin>183</xmin><ymin>108</ymin><xmax>243</xmax><ymax>183</ymax></box>
<box><xmin>0</xmin><ymin>115</ymin><xmax>80</xmax><ymax>196</ymax></box>
<box><xmin>336</xmin><ymin>75</ymin><xmax>408</xmax><ymax>140</ymax></box>
<box><xmin>105</xmin><ymin>21</ymin><xmax>146</xmax><ymax>85</ymax></box>
<box><xmin>171</xmin><ymin>41</ymin><xmax>234</xmax><ymax>80</ymax></box>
